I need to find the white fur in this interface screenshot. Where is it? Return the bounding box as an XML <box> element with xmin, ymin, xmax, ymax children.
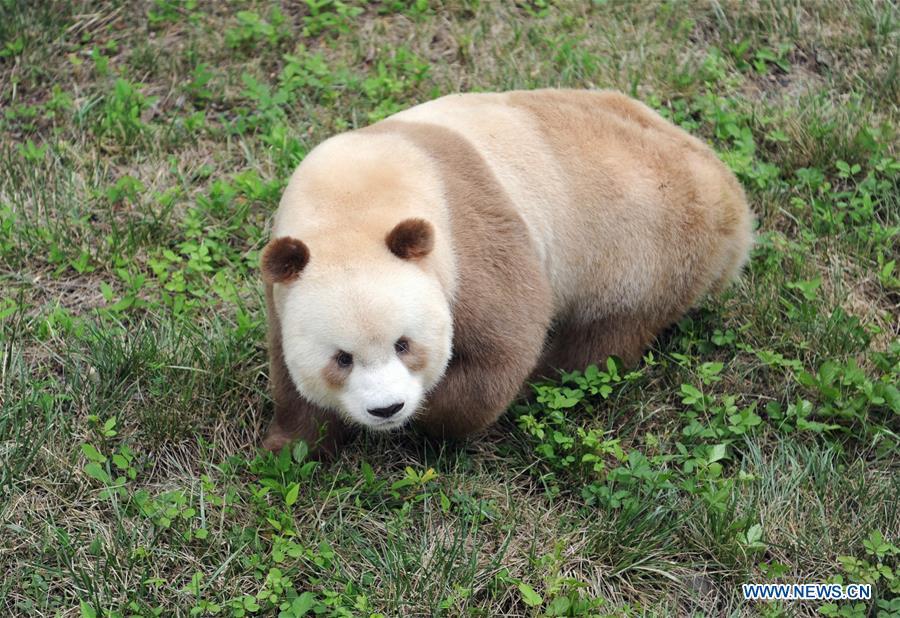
<box><xmin>274</xmin><ymin>261</ymin><xmax>452</xmax><ymax>431</ymax></box>
<box><xmin>341</xmin><ymin>358</ymin><xmax>422</xmax><ymax>430</ymax></box>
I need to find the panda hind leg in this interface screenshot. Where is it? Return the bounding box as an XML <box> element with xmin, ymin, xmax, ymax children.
<box><xmin>532</xmin><ymin>314</ymin><xmax>658</xmax><ymax>380</ymax></box>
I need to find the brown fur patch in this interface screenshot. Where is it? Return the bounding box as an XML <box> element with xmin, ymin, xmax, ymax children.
<box><xmin>386</xmin><ymin>218</ymin><xmax>434</xmax><ymax>260</ymax></box>
<box><xmin>399</xmin><ymin>339</ymin><xmax>429</xmax><ymax>373</ymax></box>
<box><xmin>321</xmin><ymin>361</ymin><xmax>349</xmax><ymax>389</ymax></box>
<box><xmin>364</xmin><ymin>120</ymin><xmax>555</xmax><ymax>438</ymax></box>
<box><xmin>532</xmin><ymin>313</ymin><xmax>657</xmax><ymax>380</ymax></box>
<box><xmin>261</xmin><ymin>237</ymin><xmax>309</xmax><ymax>284</ymax></box>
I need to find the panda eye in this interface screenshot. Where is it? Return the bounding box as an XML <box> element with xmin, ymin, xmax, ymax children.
<box><xmin>394</xmin><ymin>337</ymin><xmax>410</xmax><ymax>355</ymax></box>
<box><xmin>336</xmin><ymin>351</ymin><xmax>353</xmax><ymax>368</ymax></box>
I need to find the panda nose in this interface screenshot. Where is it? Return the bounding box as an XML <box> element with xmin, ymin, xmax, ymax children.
<box><xmin>368</xmin><ymin>402</ymin><xmax>404</xmax><ymax>418</ymax></box>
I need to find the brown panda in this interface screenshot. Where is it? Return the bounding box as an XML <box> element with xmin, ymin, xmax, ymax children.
<box><xmin>259</xmin><ymin>89</ymin><xmax>753</xmax><ymax>455</ymax></box>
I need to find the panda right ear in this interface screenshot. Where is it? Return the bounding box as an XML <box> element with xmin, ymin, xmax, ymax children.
<box><xmin>386</xmin><ymin>218</ymin><xmax>434</xmax><ymax>260</ymax></box>
<box><xmin>261</xmin><ymin>237</ymin><xmax>309</xmax><ymax>284</ymax></box>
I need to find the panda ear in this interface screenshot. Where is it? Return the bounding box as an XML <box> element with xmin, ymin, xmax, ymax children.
<box><xmin>386</xmin><ymin>218</ymin><xmax>434</xmax><ymax>260</ymax></box>
<box><xmin>261</xmin><ymin>237</ymin><xmax>309</xmax><ymax>284</ymax></box>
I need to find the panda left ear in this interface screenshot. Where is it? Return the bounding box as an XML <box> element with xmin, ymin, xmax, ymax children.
<box><xmin>386</xmin><ymin>218</ymin><xmax>434</xmax><ymax>260</ymax></box>
<box><xmin>261</xmin><ymin>236</ymin><xmax>309</xmax><ymax>284</ymax></box>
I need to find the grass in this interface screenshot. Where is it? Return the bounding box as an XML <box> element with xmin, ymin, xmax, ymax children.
<box><xmin>0</xmin><ymin>0</ymin><xmax>898</xmax><ymax>616</ymax></box>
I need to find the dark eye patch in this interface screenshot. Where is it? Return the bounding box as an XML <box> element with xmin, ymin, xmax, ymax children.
<box><xmin>394</xmin><ymin>337</ymin><xmax>410</xmax><ymax>355</ymax></box>
<box><xmin>336</xmin><ymin>351</ymin><xmax>353</xmax><ymax>368</ymax></box>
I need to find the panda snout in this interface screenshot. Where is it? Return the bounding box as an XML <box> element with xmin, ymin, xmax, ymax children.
<box><xmin>368</xmin><ymin>402</ymin><xmax>404</xmax><ymax>418</ymax></box>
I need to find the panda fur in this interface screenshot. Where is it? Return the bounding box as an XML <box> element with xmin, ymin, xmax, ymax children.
<box><xmin>260</xmin><ymin>89</ymin><xmax>753</xmax><ymax>455</ymax></box>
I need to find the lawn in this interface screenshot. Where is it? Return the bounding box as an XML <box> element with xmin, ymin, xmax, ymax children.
<box><xmin>0</xmin><ymin>1</ymin><xmax>898</xmax><ymax>616</ymax></box>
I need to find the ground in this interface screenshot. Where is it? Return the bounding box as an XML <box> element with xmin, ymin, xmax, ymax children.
<box><xmin>0</xmin><ymin>1</ymin><xmax>898</xmax><ymax>617</ymax></box>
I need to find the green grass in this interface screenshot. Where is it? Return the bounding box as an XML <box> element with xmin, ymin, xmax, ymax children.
<box><xmin>1</xmin><ymin>0</ymin><xmax>898</xmax><ymax>616</ymax></box>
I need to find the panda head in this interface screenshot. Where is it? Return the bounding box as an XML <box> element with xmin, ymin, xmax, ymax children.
<box><xmin>262</xmin><ymin>218</ymin><xmax>453</xmax><ymax>431</ymax></box>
